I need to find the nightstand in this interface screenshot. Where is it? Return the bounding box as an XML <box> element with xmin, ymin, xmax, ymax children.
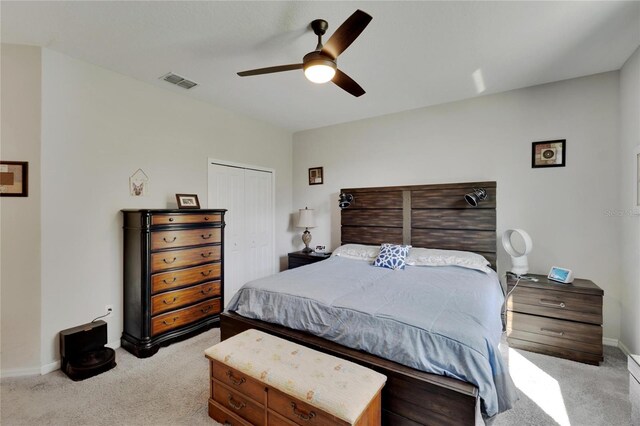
<box><xmin>287</xmin><ymin>251</ymin><xmax>332</xmax><ymax>269</ymax></box>
<box><xmin>506</xmin><ymin>274</ymin><xmax>603</xmax><ymax>365</ymax></box>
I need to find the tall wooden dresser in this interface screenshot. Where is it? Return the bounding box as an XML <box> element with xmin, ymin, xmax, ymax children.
<box><xmin>122</xmin><ymin>209</ymin><xmax>226</xmax><ymax>357</ymax></box>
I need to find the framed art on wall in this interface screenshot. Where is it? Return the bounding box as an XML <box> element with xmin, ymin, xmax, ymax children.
<box><xmin>532</xmin><ymin>140</ymin><xmax>566</xmax><ymax>168</ymax></box>
<box><xmin>0</xmin><ymin>161</ymin><xmax>28</xmax><ymax>197</ymax></box>
<box><xmin>309</xmin><ymin>167</ymin><xmax>323</xmax><ymax>185</ymax></box>
<box><xmin>176</xmin><ymin>193</ymin><xmax>200</xmax><ymax>209</ymax></box>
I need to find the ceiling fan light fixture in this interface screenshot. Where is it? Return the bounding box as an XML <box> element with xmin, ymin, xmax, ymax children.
<box><xmin>304</xmin><ymin>64</ymin><xmax>336</xmax><ymax>84</ymax></box>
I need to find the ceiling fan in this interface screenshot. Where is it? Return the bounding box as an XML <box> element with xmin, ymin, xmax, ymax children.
<box><xmin>237</xmin><ymin>10</ymin><xmax>372</xmax><ymax>97</ymax></box>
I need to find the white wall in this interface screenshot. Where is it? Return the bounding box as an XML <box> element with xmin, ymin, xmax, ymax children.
<box><xmin>619</xmin><ymin>46</ymin><xmax>640</xmax><ymax>354</ymax></box>
<box><xmin>293</xmin><ymin>72</ymin><xmax>622</xmax><ymax>341</ymax></box>
<box><xmin>0</xmin><ymin>45</ymin><xmax>42</xmax><ymax>376</ymax></box>
<box><xmin>40</xmin><ymin>49</ymin><xmax>292</xmax><ymax>369</ymax></box>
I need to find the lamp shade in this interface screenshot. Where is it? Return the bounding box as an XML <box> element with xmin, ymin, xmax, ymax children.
<box><xmin>297</xmin><ymin>208</ymin><xmax>316</xmax><ymax>228</ymax></box>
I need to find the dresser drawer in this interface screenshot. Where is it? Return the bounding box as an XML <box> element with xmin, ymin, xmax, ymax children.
<box><xmin>151</xmin><ymin>263</ymin><xmax>220</xmax><ymax>294</ymax></box>
<box><xmin>268</xmin><ymin>410</ymin><xmax>297</xmax><ymax>426</ymax></box>
<box><xmin>151</xmin><ymin>228</ymin><xmax>221</xmax><ymax>251</ymax></box>
<box><xmin>508</xmin><ymin>337</ymin><xmax>603</xmax><ymax>365</ymax></box>
<box><xmin>211</xmin><ymin>360</ymin><xmax>266</xmax><ymax>404</ymax></box>
<box><xmin>268</xmin><ymin>387</ymin><xmax>349</xmax><ymax>426</ymax></box>
<box><xmin>151</xmin><ymin>298</ymin><xmax>221</xmax><ymax>336</ymax></box>
<box><xmin>152</xmin><ymin>213</ymin><xmax>222</xmax><ymax>226</ymax></box>
<box><xmin>507</xmin><ymin>312</ymin><xmax>602</xmax><ymax>355</ymax></box>
<box><xmin>151</xmin><ymin>281</ymin><xmax>221</xmax><ymax>315</ymax></box>
<box><xmin>208</xmin><ymin>399</ymin><xmax>253</xmax><ymax>426</ymax></box>
<box><xmin>212</xmin><ymin>381</ymin><xmax>264</xmax><ymax>425</ymax></box>
<box><xmin>150</xmin><ymin>245</ymin><xmax>221</xmax><ymax>273</ymax></box>
<box><xmin>508</xmin><ymin>286</ymin><xmax>602</xmax><ymax>325</ymax></box>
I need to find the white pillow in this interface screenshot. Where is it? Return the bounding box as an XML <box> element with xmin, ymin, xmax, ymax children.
<box><xmin>331</xmin><ymin>244</ymin><xmax>380</xmax><ymax>262</ymax></box>
<box><xmin>405</xmin><ymin>247</ymin><xmax>492</xmax><ymax>273</ymax></box>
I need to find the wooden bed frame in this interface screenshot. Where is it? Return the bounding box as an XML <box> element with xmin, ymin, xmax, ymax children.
<box><xmin>221</xmin><ymin>181</ymin><xmax>497</xmax><ymax>425</ymax></box>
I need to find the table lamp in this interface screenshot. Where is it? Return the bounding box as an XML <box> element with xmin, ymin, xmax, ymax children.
<box><xmin>297</xmin><ymin>207</ymin><xmax>316</xmax><ymax>253</ymax></box>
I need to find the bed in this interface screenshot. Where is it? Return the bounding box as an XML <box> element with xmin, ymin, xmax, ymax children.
<box><xmin>221</xmin><ymin>181</ymin><xmax>516</xmax><ymax>425</ymax></box>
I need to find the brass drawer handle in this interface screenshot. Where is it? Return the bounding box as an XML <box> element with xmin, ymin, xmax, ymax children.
<box><xmin>163</xmin><ymin>257</ymin><xmax>177</xmax><ymax>264</ymax></box>
<box><xmin>201</xmin><ymin>306</ymin><xmax>212</xmax><ymax>314</ymax></box>
<box><xmin>162</xmin><ymin>317</ymin><xmax>178</xmax><ymax>326</ymax></box>
<box><xmin>163</xmin><ymin>237</ymin><xmax>177</xmax><ymax>243</ymax></box>
<box><xmin>291</xmin><ymin>402</ymin><xmax>316</xmax><ymax>421</ymax></box>
<box><xmin>201</xmin><ymin>252</ymin><xmax>213</xmax><ymax>258</ymax></box>
<box><xmin>225</xmin><ymin>370</ymin><xmax>245</xmax><ymax>386</ymax></box>
<box><xmin>227</xmin><ymin>395</ymin><xmax>246</xmax><ymax>411</ymax></box>
<box><xmin>201</xmin><ymin>270</ymin><xmax>213</xmax><ymax>277</ymax></box>
<box><xmin>540</xmin><ymin>328</ymin><xmax>564</xmax><ymax>336</ymax></box>
<box><xmin>539</xmin><ymin>299</ymin><xmax>565</xmax><ymax>308</ymax></box>
<box><xmin>200</xmin><ymin>287</ymin><xmax>213</xmax><ymax>295</ymax></box>
<box><xmin>163</xmin><ymin>277</ymin><xmax>177</xmax><ymax>284</ymax></box>
<box><xmin>201</xmin><ymin>233</ymin><xmax>213</xmax><ymax>239</ymax></box>
<box><xmin>162</xmin><ymin>297</ymin><xmax>177</xmax><ymax>305</ymax></box>
<box><xmin>169</xmin><ymin>217</ymin><xmax>175</xmax><ymax>222</ymax></box>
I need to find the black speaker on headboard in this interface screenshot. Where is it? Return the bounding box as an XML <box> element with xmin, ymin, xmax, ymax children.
<box><xmin>59</xmin><ymin>320</ymin><xmax>116</xmax><ymax>381</ymax></box>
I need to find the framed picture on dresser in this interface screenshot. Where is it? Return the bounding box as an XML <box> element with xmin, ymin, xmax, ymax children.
<box><xmin>176</xmin><ymin>193</ymin><xmax>200</xmax><ymax>209</ymax></box>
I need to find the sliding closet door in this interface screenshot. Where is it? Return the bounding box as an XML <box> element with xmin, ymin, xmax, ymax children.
<box><xmin>244</xmin><ymin>169</ymin><xmax>274</xmax><ymax>283</ymax></box>
<box><xmin>208</xmin><ymin>162</ymin><xmax>274</xmax><ymax>306</ymax></box>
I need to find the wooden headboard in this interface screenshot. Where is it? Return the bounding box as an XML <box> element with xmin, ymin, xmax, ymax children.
<box><xmin>340</xmin><ymin>181</ymin><xmax>497</xmax><ymax>268</ymax></box>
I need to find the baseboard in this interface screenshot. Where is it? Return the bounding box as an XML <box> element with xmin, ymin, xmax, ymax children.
<box><xmin>603</xmin><ymin>337</ymin><xmax>619</xmax><ymax>347</ymax></box>
<box><xmin>618</xmin><ymin>340</ymin><xmax>632</xmax><ymax>357</ymax></box>
<box><xmin>1</xmin><ymin>366</ymin><xmax>41</xmax><ymax>378</ymax></box>
<box><xmin>40</xmin><ymin>360</ymin><xmax>61</xmax><ymax>375</ymax></box>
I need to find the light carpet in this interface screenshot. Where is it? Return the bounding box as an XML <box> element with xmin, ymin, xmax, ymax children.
<box><xmin>1</xmin><ymin>328</ymin><xmax>632</xmax><ymax>425</ymax></box>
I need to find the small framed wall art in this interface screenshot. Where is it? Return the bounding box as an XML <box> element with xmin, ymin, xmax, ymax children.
<box><xmin>176</xmin><ymin>193</ymin><xmax>200</xmax><ymax>209</ymax></box>
<box><xmin>532</xmin><ymin>140</ymin><xmax>566</xmax><ymax>168</ymax></box>
<box><xmin>0</xmin><ymin>161</ymin><xmax>28</xmax><ymax>197</ymax></box>
<box><xmin>309</xmin><ymin>167</ymin><xmax>324</xmax><ymax>185</ymax></box>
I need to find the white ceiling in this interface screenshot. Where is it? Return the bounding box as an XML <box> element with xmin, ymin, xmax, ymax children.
<box><xmin>2</xmin><ymin>1</ymin><xmax>639</xmax><ymax>132</ymax></box>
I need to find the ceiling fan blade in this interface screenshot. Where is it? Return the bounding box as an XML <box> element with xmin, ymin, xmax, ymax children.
<box><xmin>321</xmin><ymin>10</ymin><xmax>372</xmax><ymax>60</ymax></box>
<box><xmin>237</xmin><ymin>64</ymin><xmax>303</xmax><ymax>77</ymax></box>
<box><xmin>332</xmin><ymin>69</ymin><xmax>365</xmax><ymax>97</ymax></box>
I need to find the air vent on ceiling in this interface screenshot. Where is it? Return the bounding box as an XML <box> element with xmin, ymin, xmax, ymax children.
<box><xmin>160</xmin><ymin>72</ymin><xmax>198</xmax><ymax>89</ymax></box>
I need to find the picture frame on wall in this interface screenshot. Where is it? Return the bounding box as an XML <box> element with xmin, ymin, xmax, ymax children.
<box><xmin>532</xmin><ymin>139</ymin><xmax>566</xmax><ymax>168</ymax></box>
<box><xmin>0</xmin><ymin>161</ymin><xmax>28</xmax><ymax>197</ymax></box>
<box><xmin>309</xmin><ymin>167</ymin><xmax>324</xmax><ymax>185</ymax></box>
<box><xmin>176</xmin><ymin>193</ymin><xmax>200</xmax><ymax>209</ymax></box>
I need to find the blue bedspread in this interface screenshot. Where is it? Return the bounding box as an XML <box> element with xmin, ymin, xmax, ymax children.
<box><xmin>226</xmin><ymin>257</ymin><xmax>517</xmax><ymax>420</ymax></box>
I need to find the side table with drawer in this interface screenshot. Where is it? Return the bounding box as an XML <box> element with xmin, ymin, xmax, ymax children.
<box><xmin>121</xmin><ymin>209</ymin><xmax>226</xmax><ymax>358</ymax></box>
<box><xmin>507</xmin><ymin>274</ymin><xmax>603</xmax><ymax>365</ymax></box>
<box><xmin>287</xmin><ymin>251</ymin><xmax>332</xmax><ymax>270</ymax></box>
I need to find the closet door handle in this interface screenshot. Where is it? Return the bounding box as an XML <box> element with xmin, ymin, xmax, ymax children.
<box><xmin>163</xmin><ymin>237</ymin><xmax>177</xmax><ymax>243</ymax></box>
<box><xmin>163</xmin><ymin>257</ymin><xmax>177</xmax><ymax>264</ymax></box>
<box><xmin>539</xmin><ymin>299</ymin><xmax>565</xmax><ymax>308</ymax></box>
